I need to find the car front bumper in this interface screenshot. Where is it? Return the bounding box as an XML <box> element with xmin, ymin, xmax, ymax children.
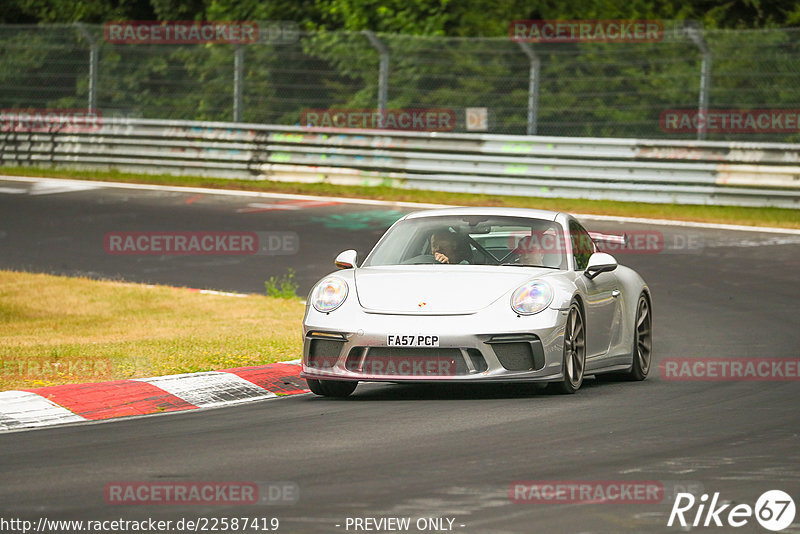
<box><xmin>301</xmin><ymin>305</ymin><xmax>569</xmax><ymax>383</ymax></box>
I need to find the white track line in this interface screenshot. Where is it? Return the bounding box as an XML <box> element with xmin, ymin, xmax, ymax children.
<box><xmin>0</xmin><ymin>175</ymin><xmax>448</xmax><ymax>209</ymax></box>
<box><xmin>1</xmin><ymin>175</ymin><xmax>798</xmax><ymax>234</ymax></box>
<box><xmin>198</xmin><ymin>289</ymin><xmax>249</xmax><ymax>298</ymax></box>
<box><xmin>571</xmin><ymin>212</ymin><xmax>800</xmax><ymax>235</ymax></box>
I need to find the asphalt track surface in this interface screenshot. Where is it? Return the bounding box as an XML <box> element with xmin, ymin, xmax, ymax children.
<box><xmin>1</xmin><ymin>177</ymin><xmax>799</xmax><ymax>534</ymax></box>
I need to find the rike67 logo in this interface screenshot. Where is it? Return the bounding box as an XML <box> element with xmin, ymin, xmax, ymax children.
<box><xmin>668</xmin><ymin>490</ymin><xmax>795</xmax><ymax>531</ymax></box>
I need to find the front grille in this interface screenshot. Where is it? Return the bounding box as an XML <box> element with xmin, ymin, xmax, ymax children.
<box><xmin>359</xmin><ymin>347</ymin><xmax>468</xmax><ymax>376</ymax></box>
<box><xmin>466</xmin><ymin>349</ymin><xmax>488</xmax><ymax>372</ymax></box>
<box><xmin>345</xmin><ymin>347</ymin><xmax>366</xmax><ymax>371</ymax></box>
<box><xmin>306</xmin><ymin>338</ymin><xmax>343</xmax><ymax>371</ymax></box>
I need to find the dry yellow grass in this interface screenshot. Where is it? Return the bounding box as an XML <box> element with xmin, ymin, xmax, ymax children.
<box><xmin>0</xmin><ymin>270</ymin><xmax>305</xmax><ymax>390</ymax></box>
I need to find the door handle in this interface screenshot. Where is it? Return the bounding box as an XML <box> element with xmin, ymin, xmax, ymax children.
<box><xmin>611</xmin><ymin>289</ymin><xmax>621</xmax><ymax>298</ymax></box>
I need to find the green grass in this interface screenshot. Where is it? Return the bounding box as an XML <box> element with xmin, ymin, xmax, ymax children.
<box><xmin>1</xmin><ymin>165</ymin><xmax>798</xmax><ymax>229</ymax></box>
<box><xmin>0</xmin><ymin>270</ymin><xmax>305</xmax><ymax>391</ymax></box>
<box><xmin>264</xmin><ymin>268</ymin><xmax>300</xmax><ymax>299</ymax></box>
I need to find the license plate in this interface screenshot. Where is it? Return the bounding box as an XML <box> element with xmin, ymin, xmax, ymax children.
<box><xmin>386</xmin><ymin>334</ymin><xmax>440</xmax><ymax>347</ymax></box>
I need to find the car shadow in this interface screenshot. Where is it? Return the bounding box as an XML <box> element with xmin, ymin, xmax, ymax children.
<box><xmin>307</xmin><ymin>376</ymin><xmax>612</xmax><ymax>401</ymax></box>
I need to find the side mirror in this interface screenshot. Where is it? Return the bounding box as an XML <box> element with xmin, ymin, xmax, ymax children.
<box><xmin>584</xmin><ymin>252</ymin><xmax>617</xmax><ymax>279</ymax></box>
<box><xmin>334</xmin><ymin>249</ymin><xmax>358</xmax><ymax>269</ymax></box>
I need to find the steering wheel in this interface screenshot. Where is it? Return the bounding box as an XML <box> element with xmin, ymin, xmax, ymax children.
<box><xmin>497</xmin><ymin>249</ymin><xmax>520</xmax><ymax>263</ymax></box>
<box><xmin>465</xmin><ymin>236</ymin><xmax>502</xmax><ymax>265</ymax></box>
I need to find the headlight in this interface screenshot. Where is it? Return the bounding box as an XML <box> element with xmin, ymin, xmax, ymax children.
<box><xmin>312</xmin><ymin>277</ymin><xmax>348</xmax><ymax>312</ymax></box>
<box><xmin>510</xmin><ymin>281</ymin><xmax>553</xmax><ymax>315</ymax></box>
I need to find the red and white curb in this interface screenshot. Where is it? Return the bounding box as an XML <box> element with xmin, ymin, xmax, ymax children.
<box><xmin>0</xmin><ymin>361</ymin><xmax>307</xmax><ymax>432</ymax></box>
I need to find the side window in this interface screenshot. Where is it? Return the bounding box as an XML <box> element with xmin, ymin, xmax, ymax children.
<box><xmin>569</xmin><ymin>220</ymin><xmax>594</xmax><ymax>271</ymax></box>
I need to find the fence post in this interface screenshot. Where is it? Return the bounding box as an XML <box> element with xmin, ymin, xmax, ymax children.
<box><xmin>233</xmin><ymin>45</ymin><xmax>245</xmax><ymax>122</ymax></box>
<box><xmin>517</xmin><ymin>42</ymin><xmax>540</xmax><ymax>135</ymax></box>
<box><xmin>74</xmin><ymin>23</ymin><xmax>99</xmax><ymax>111</ymax></box>
<box><xmin>363</xmin><ymin>31</ymin><xmax>389</xmax><ymax>128</ymax></box>
<box><xmin>686</xmin><ymin>24</ymin><xmax>711</xmax><ymax>141</ymax></box>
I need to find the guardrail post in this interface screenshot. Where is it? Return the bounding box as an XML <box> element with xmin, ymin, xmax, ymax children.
<box><xmin>74</xmin><ymin>23</ymin><xmax>99</xmax><ymax>111</ymax></box>
<box><xmin>363</xmin><ymin>31</ymin><xmax>389</xmax><ymax>128</ymax></box>
<box><xmin>233</xmin><ymin>45</ymin><xmax>245</xmax><ymax>122</ymax></box>
<box><xmin>686</xmin><ymin>24</ymin><xmax>711</xmax><ymax>141</ymax></box>
<box><xmin>517</xmin><ymin>42</ymin><xmax>540</xmax><ymax>135</ymax></box>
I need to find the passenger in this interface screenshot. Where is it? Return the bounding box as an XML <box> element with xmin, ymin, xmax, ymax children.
<box><xmin>515</xmin><ymin>235</ymin><xmax>545</xmax><ymax>265</ymax></box>
<box><xmin>430</xmin><ymin>229</ymin><xmax>471</xmax><ymax>264</ymax></box>
<box><xmin>514</xmin><ymin>230</ymin><xmax>562</xmax><ymax>268</ymax></box>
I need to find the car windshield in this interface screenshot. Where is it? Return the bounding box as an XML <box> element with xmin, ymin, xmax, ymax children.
<box><xmin>362</xmin><ymin>215</ymin><xmax>567</xmax><ymax>269</ymax></box>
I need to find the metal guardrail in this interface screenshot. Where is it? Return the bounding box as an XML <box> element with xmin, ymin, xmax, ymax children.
<box><xmin>1</xmin><ymin>117</ymin><xmax>799</xmax><ymax>208</ymax></box>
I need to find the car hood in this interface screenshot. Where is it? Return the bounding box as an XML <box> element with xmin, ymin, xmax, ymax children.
<box><xmin>354</xmin><ymin>266</ymin><xmax>553</xmax><ymax>314</ymax></box>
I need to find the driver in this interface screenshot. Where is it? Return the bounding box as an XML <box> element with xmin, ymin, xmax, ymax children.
<box><xmin>430</xmin><ymin>229</ymin><xmax>471</xmax><ymax>264</ymax></box>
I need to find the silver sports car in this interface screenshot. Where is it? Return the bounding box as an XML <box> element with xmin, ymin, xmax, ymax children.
<box><xmin>301</xmin><ymin>207</ymin><xmax>652</xmax><ymax>397</ymax></box>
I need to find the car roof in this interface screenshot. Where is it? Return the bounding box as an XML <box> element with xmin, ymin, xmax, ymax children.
<box><xmin>401</xmin><ymin>206</ymin><xmax>562</xmax><ymax>222</ymax></box>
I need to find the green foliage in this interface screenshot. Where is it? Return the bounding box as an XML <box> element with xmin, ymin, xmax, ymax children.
<box><xmin>1</xmin><ymin>0</ymin><xmax>156</xmax><ymax>24</ymax></box>
<box><xmin>2</xmin><ymin>0</ymin><xmax>800</xmax><ymax>30</ymax></box>
<box><xmin>2</xmin><ymin>24</ymin><xmax>800</xmax><ymax>140</ymax></box>
<box><xmin>264</xmin><ymin>268</ymin><xmax>299</xmax><ymax>299</ymax></box>
<box><xmin>2</xmin><ymin>1</ymin><xmax>800</xmax><ymax>141</ymax></box>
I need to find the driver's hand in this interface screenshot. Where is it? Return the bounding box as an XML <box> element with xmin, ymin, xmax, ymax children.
<box><xmin>434</xmin><ymin>252</ymin><xmax>450</xmax><ymax>264</ymax></box>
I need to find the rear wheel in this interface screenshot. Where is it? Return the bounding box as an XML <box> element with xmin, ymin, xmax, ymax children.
<box><xmin>626</xmin><ymin>294</ymin><xmax>652</xmax><ymax>381</ymax></box>
<box><xmin>306</xmin><ymin>378</ymin><xmax>358</xmax><ymax>398</ymax></box>
<box><xmin>553</xmin><ymin>302</ymin><xmax>586</xmax><ymax>394</ymax></box>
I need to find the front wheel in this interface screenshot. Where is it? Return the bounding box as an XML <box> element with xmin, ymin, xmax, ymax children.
<box><xmin>306</xmin><ymin>378</ymin><xmax>358</xmax><ymax>398</ymax></box>
<box><xmin>625</xmin><ymin>294</ymin><xmax>652</xmax><ymax>381</ymax></box>
<box><xmin>553</xmin><ymin>302</ymin><xmax>586</xmax><ymax>394</ymax></box>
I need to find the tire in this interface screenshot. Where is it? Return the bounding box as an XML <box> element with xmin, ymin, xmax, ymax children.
<box><xmin>625</xmin><ymin>293</ymin><xmax>652</xmax><ymax>381</ymax></box>
<box><xmin>306</xmin><ymin>378</ymin><xmax>358</xmax><ymax>398</ymax></box>
<box><xmin>553</xmin><ymin>301</ymin><xmax>586</xmax><ymax>394</ymax></box>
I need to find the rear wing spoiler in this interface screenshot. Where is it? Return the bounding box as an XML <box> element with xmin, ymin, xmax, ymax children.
<box><xmin>588</xmin><ymin>231</ymin><xmax>628</xmax><ymax>247</ymax></box>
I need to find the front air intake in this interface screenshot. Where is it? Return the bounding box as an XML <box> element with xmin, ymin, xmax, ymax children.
<box><xmin>487</xmin><ymin>334</ymin><xmax>546</xmax><ymax>371</ymax></box>
<box><xmin>306</xmin><ymin>338</ymin><xmax>344</xmax><ymax>371</ymax></box>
